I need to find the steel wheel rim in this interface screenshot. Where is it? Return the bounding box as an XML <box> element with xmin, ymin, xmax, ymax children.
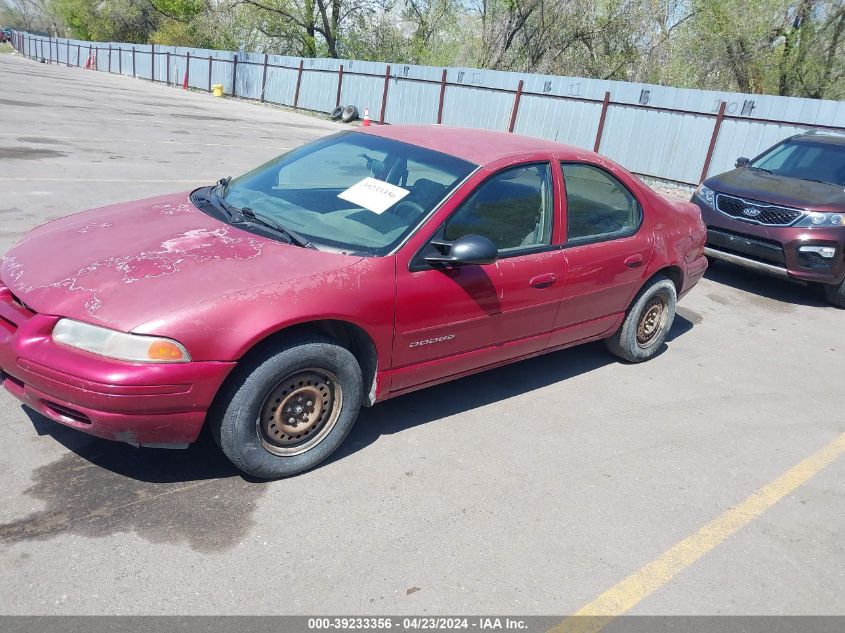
<box><xmin>257</xmin><ymin>368</ymin><xmax>342</xmax><ymax>456</ymax></box>
<box><xmin>636</xmin><ymin>296</ymin><xmax>668</xmax><ymax>347</ymax></box>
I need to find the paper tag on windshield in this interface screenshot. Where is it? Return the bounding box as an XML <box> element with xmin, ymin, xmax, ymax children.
<box><xmin>338</xmin><ymin>177</ymin><xmax>410</xmax><ymax>214</ymax></box>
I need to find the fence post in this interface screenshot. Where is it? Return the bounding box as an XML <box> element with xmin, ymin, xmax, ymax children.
<box><xmin>47</xmin><ymin>36</ymin><xmax>51</xmax><ymax>63</ymax></box>
<box><xmin>166</xmin><ymin>51</ymin><xmax>170</xmax><ymax>85</ymax></box>
<box><xmin>593</xmin><ymin>91</ymin><xmax>611</xmax><ymax>152</ymax></box>
<box><xmin>88</xmin><ymin>44</ymin><xmax>92</xmax><ymax>69</ymax></box>
<box><xmin>132</xmin><ymin>47</ymin><xmax>136</xmax><ymax>76</ymax></box>
<box><xmin>185</xmin><ymin>51</ymin><xmax>190</xmax><ymax>88</ymax></box>
<box><xmin>260</xmin><ymin>53</ymin><xmax>269</xmax><ymax>102</ymax></box>
<box><xmin>118</xmin><ymin>46</ymin><xmax>122</xmax><ymax>74</ymax></box>
<box><xmin>508</xmin><ymin>79</ymin><xmax>524</xmax><ymax>133</ymax></box>
<box><xmin>335</xmin><ymin>64</ymin><xmax>344</xmax><ymax>108</ymax></box>
<box><xmin>437</xmin><ymin>68</ymin><xmax>447</xmax><ymax>124</ymax></box>
<box><xmin>76</xmin><ymin>44</ymin><xmax>80</xmax><ymax>66</ymax></box>
<box><xmin>232</xmin><ymin>53</ymin><xmax>238</xmax><ymax>96</ymax></box>
<box><xmin>380</xmin><ymin>64</ymin><xmax>391</xmax><ymax>124</ymax></box>
<box><xmin>108</xmin><ymin>45</ymin><xmax>112</xmax><ymax>72</ymax></box>
<box><xmin>151</xmin><ymin>43</ymin><xmax>155</xmax><ymax>81</ymax></box>
<box><xmin>293</xmin><ymin>59</ymin><xmax>304</xmax><ymax>107</ymax></box>
<box><xmin>208</xmin><ymin>56</ymin><xmax>213</xmax><ymax>91</ymax></box>
<box><xmin>66</xmin><ymin>40</ymin><xmax>70</xmax><ymax>67</ymax></box>
<box><xmin>700</xmin><ymin>101</ymin><xmax>727</xmax><ymax>183</ymax></box>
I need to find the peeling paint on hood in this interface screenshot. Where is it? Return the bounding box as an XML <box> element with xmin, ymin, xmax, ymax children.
<box><xmin>0</xmin><ymin>192</ymin><xmax>362</xmax><ymax>331</ymax></box>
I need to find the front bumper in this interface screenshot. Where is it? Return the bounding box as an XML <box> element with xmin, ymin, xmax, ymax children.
<box><xmin>693</xmin><ymin>197</ymin><xmax>845</xmax><ymax>285</ymax></box>
<box><xmin>0</xmin><ymin>284</ymin><xmax>235</xmax><ymax>447</ymax></box>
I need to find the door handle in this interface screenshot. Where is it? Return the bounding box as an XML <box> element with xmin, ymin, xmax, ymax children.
<box><xmin>529</xmin><ymin>273</ymin><xmax>557</xmax><ymax>288</ymax></box>
<box><xmin>624</xmin><ymin>255</ymin><xmax>643</xmax><ymax>268</ymax></box>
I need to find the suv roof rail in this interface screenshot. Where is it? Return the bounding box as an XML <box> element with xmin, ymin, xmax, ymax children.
<box><xmin>801</xmin><ymin>128</ymin><xmax>845</xmax><ymax>137</ymax></box>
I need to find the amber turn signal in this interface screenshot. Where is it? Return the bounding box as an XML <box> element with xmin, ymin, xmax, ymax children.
<box><xmin>147</xmin><ymin>340</ymin><xmax>188</xmax><ymax>361</ymax></box>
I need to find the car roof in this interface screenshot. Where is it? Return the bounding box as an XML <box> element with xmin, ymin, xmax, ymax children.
<box><xmin>356</xmin><ymin>125</ymin><xmax>601</xmax><ymax>165</ymax></box>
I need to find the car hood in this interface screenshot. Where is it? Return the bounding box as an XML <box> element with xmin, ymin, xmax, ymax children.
<box><xmin>1</xmin><ymin>192</ymin><xmax>362</xmax><ymax>331</ymax></box>
<box><xmin>705</xmin><ymin>168</ymin><xmax>845</xmax><ymax>212</ymax></box>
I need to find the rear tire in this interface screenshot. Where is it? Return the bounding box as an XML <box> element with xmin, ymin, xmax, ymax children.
<box><xmin>209</xmin><ymin>334</ymin><xmax>363</xmax><ymax>479</ymax></box>
<box><xmin>605</xmin><ymin>275</ymin><xmax>677</xmax><ymax>363</ymax></box>
<box><xmin>823</xmin><ymin>279</ymin><xmax>845</xmax><ymax>309</ymax></box>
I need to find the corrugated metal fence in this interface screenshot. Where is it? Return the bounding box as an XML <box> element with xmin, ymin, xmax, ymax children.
<box><xmin>11</xmin><ymin>31</ymin><xmax>845</xmax><ymax>186</ymax></box>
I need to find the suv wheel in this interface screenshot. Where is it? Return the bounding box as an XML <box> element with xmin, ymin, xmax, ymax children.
<box><xmin>605</xmin><ymin>275</ymin><xmax>677</xmax><ymax>363</ymax></box>
<box><xmin>210</xmin><ymin>333</ymin><xmax>363</xmax><ymax>479</ymax></box>
<box><xmin>823</xmin><ymin>279</ymin><xmax>845</xmax><ymax>309</ymax></box>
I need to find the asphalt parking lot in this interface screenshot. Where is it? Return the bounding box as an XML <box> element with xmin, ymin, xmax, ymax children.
<box><xmin>1</xmin><ymin>51</ymin><xmax>843</xmax><ymax>619</ymax></box>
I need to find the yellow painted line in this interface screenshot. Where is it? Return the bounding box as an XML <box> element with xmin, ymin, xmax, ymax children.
<box><xmin>0</xmin><ymin>177</ymin><xmax>209</xmax><ymax>183</ymax></box>
<box><xmin>551</xmin><ymin>430</ymin><xmax>845</xmax><ymax>633</ymax></box>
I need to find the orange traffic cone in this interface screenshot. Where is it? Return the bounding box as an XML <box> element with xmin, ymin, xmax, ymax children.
<box><xmin>362</xmin><ymin>108</ymin><xmax>371</xmax><ymax>127</ymax></box>
<box><xmin>183</xmin><ymin>69</ymin><xmax>189</xmax><ymax>89</ymax></box>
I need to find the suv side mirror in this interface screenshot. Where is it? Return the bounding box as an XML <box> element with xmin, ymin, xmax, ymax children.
<box><xmin>425</xmin><ymin>234</ymin><xmax>499</xmax><ymax>266</ymax></box>
<box><xmin>735</xmin><ymin>157</ymin><xmax>750</xmax><ymax>168</ymax></box>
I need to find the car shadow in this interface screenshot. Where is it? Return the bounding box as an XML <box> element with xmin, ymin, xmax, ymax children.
<box><xmin>705</xmin><ymin>259</ymin><xmax>830</xmax><ymax>308</ymax></box>
<box><xmin>329</xmin><ymin>312</ymin><xmax>695</xmax><ymax>465</ymax></box>
<box><xmin>22</xmin><ymin>406</ymin><xmax>244</xmax><ymax>484</ymax></box>
<box><xmin>1</xmin><ymin>408</ymin><xmax>267</xmax><ymax>551</ymax></box>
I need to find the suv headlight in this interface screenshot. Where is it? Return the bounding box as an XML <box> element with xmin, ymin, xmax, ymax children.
<box><xmin>694</xmin><ymin>184</ymin><xmax>716</xmax><ymax>207</ymax></box>
<box><xmin>795</xmin><ymin>212</ymin><xmax>844</xmax><ymax>228</ymax></box>
<box><xmin>52</xmin><ymin>319</ymin><xmax>191</xmax><ymax>363</ymax></box>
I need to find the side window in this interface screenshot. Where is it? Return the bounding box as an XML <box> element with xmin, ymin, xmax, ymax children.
<box><xmin>562</xmin><ymin>163</ymin><xmax>641</xmax><ymax>243</ymax></box>
<box><xmin>755</xmin><ymin>142</ymin><xmax>798</xmax><ymax>171</ymax></box>
<box><xmin>444</xmin><ymin>164</ymin><xmax>553</xmax><ymax>252</ymax></box>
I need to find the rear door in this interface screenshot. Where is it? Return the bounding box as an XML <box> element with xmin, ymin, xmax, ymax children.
<box><xmin>551</xmin><ymin>162</ymin><xmax>654</xmax><ymax>344</ymax></box>
<box><xmin>391</xmin><ymin>161</ymin><xmax>566</xmax><ymax>391</ymax></box>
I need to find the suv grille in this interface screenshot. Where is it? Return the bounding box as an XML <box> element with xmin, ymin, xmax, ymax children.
<box><xmin>715</xmin><ymin>194</ymin><xmax>804</xmax><ymax>226</ymax></box>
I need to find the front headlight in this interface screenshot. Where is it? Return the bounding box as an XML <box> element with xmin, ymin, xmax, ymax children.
<box><xmin>52</xmin><ymin>319</ymin><xmax>191</xmax><ymax>363</ymax></box>
<box><xmin>795</xmin><ymin>211</ymin><xmax>844</xmax><ymax>228</ymax></box>
<box><xmin>694</xmin><ymin>184</ymin><xmax>716</xmax><ymax>207</ymax></box>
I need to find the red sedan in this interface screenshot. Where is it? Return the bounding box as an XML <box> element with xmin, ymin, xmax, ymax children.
<box><xmin>0</xmin><ymin>126</ymin><xmax>707</xmax><ymax>478</ymax></box>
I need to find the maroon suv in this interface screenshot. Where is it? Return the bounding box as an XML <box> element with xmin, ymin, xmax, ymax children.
<box><xmin>692</xmin><ymin>130</ymin><xmax>845</xmax><ymax>307</ymax></box>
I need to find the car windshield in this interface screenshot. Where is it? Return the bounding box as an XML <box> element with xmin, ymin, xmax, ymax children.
<box><xmin>751</xmin><ymin>138</ymin><xmax>845</xmax><ymax>186</ymax></box>
<box><xmin>222</xmin><ymin>132</ymin><xmax>476</xmax><ymax>255</ymax></box>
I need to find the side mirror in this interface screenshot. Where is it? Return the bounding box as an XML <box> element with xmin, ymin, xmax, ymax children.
<box><xmin>425</xmin><ymin>234</ymin><xmax>499</xmax><ymax>266</ymax></box>
<box><xmin>735</xmin><ymin>157</ymin><xmax>750</xmax><ymax>168</ymax></box>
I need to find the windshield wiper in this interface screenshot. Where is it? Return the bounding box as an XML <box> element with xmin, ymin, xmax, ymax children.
<box><xmin>796</xmin><ymin>177</ymin><xmax>835</xmax><ymax>185</ymax></box>
<box><xmin>749</xmin><ymin>166</ymin><xmax>773</xmax><ymax>174</ymax></box>
<box><xmin>239</xmin><ymin>207</ymin><xmax>315</xmax><ymax>249</ymax></box>
<box><xmin>207</xmin><ymin>185</ymin><xmax>242</xmax><ymax>223</ymax></box>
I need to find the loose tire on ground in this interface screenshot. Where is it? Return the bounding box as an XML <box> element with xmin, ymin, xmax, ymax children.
<box><xmin>341</xmin><ymin>105</ymin><xmax>359</xmax><ymax>123</ymax></box>
<box><xmin>209</xmin><ymin>333</ymin><xmax>363</xmax><ymax>479</ymax></box>
<box><xmin>330</xmin><ymin>106</ymin><xmax>344</xmax><ymax>120</ymax></box>
<box><xmin>605</xmin><ymin>275</ymin><xmax>677</xmax><ymax>363</ymax></box>
<box><xmin>823</xmin><ymin>279</ymin><xmax>845</xmax><ymax>309</ymax></box>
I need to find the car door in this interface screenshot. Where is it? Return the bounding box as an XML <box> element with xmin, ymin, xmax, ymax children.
<box><xmin>391</xmin><ymin>161</ymin><xmax>566</xmax><ymax>392</ymax></box>
<box><xmin>550</xmin><ymin>162</ymin><xmax>654</xmax><ymax>345</ymax></box>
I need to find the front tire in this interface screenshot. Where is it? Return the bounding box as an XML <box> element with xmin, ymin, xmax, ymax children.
<box><xmin>605</xmin><ymin>275</ymin><xmax>677</xmax><ymax>363</ymax></box>
<box><xmin>210</xmin><ymin>334</ymin><xmax>363</xmax><ymax>479</ymax></box>
<box><xmin>823</xmin><ymin>279</ymin><xmax>845</xmax><ymax>309</ymax></box>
